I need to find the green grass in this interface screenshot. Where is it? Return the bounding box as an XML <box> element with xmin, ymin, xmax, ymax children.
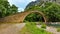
<box><xmin>20</xmin><ymin>22</ymin><xmax>52</xmax><ymax>34</ymax></box>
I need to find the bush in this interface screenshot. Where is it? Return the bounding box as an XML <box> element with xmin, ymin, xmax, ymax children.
<box><xmin>39</xmin><ymin>22</ymin><xmax>44</xmax><ymax>25</ymax></box>
<box><xmin>57</xmin><ymin>28</ymin><xmax>60</xmax><ymax>32</ymax></box>
<box><xmin>41</xmin><ymin>24</ymin><xmax>46</xmax><ymax>29</ymax></box>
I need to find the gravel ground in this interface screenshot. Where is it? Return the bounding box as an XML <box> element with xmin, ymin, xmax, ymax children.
<box><xmin>37</xmin><ymin>25</ymin><xmax>60</xmax><ymax>34</ymax></box>
<box><xmin>0</xmin><ymin>23</ymin><xmax>25</xmax><ymax>34</ymax></box>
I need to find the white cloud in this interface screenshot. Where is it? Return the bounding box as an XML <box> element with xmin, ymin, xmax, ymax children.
<box><xmin>8</xmin><ymin>0</ymin><xmax>36</xmax><ymax>5</ymax></box>
<box><xmin>31</xmin><ymin>0</ymin><xmax>36</xmax><ymax>1</ymax></box>
<box><xmin>18</xmin><ymin>8</ymin><xmax>24</xmax><ymax>12</ymax></box>
<box><xmin>8</xmin><ymin>0</ymin><xmax>36</xmax><ymax>12</ymax></box>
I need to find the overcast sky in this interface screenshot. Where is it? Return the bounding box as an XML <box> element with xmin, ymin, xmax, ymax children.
<box><xmin>8</xmin><ymin>0</ymin><xmax>36</xmax><ymax>12</ymax></box>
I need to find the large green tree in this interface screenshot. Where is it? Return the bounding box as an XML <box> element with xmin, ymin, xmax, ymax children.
<box><xmin>0</xmin><ymin>0</ymin><xmax>18</xmax><ymax>18</ymax></box>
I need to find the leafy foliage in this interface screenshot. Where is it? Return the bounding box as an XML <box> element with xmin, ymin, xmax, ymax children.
<box><xmin>57</xmin><ymin>28</ymin><xmax>60</xmax><ymax>32</ymax></box>
<box><xmin>41</xmin><ymin>24</ymin><xmax>46</xmax><ymax>29</ymax></box>
<box><xmin>24</xmin><ymin>13</ymin><xmax>44</xmax><ymax>22</ymax></box>
<box><xmin>25</xmin><ymin>1</ymin><xmax>60</xmax><ymax>22</ymax></box>
<box><xmin>0</xmin><ymin>0</ymin><xmax>18</xmax><ymax>18</ymax></box>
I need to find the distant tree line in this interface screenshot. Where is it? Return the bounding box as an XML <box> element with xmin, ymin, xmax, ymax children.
<box><xmin>0</xmin><ymin>0</ymin><xmax>18</xmax><ymax>18</ymax></box>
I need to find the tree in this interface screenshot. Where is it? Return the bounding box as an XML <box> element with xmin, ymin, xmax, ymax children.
<box><xmin>10</xmin><ymin>5</ymin><xmax>18</xmax><ymax>14</ymax></box>
<box><xmin>0</xmin><ymin>0</ymin><xmax>18</xmax><ymax>18</ymax></box>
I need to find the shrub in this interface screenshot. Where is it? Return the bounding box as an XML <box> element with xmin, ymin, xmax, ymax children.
<box><xmin>39</xmin><ymin>22</ymin><xmax>44</xmax><ymax>25</ymax></box>
<box><xmin>41</xmin><ymin>24</ymin><xmax>46</xmax><ymax>29</ymax></box>
<box><xmin>57</xmin><ymin>28</ymin><xmax>60</xmax><ymax>32</ymax></box>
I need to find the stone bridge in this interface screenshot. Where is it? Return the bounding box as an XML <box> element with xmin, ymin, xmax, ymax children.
<box><xmin>0</xmin><ymin>11</ymin><xmax>48</xmax><ymax>23</ymax></box>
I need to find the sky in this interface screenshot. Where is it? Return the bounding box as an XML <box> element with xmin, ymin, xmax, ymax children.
<box><xmin>8</xmin><ymin>0</ymin><xmax>36</xmax><ymax>12</ymax></box>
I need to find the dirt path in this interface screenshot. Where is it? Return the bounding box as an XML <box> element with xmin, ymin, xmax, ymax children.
<box><xmin>0</xmin><ymin>23</ymin><xmax>26</xmax><ymax>34</ymax></box>
<box><xmin>37</xmin><ymin>25</ymin><xmax>60</xmax><ymax>34</ymax></box>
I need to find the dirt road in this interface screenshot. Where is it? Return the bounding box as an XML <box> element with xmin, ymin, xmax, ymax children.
<box><xmin>0</xmin><ymin>23</ymin><xmax>25</xmax><ymax>34</ymax></box>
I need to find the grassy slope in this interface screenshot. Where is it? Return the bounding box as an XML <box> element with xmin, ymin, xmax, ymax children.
<box><xmin>20</xmin><ymin>22</ymin><xmax>52</xmax><ymax>34</ymax></box>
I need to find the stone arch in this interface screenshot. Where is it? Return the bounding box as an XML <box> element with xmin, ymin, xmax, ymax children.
<box><xmin>20</xmin><ymin>11</ymin><xmax>48</xmax><ymax>23</ymax></box>
<box><xmin>0</xmin><ymin>11</ymin><xmax>48</xmax><ymax>23</ymax></box>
